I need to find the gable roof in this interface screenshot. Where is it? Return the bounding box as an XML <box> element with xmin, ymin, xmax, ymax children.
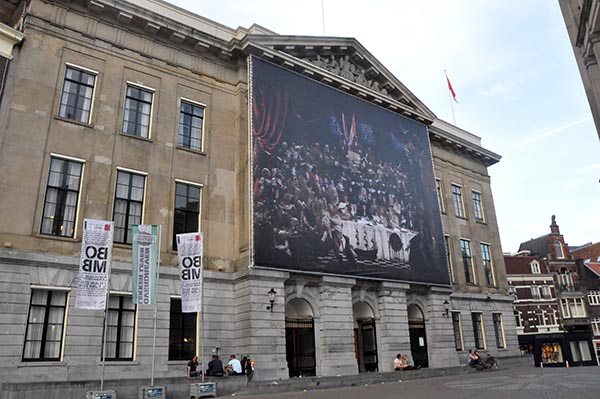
<box><xmin>239</xmin><ymin>35</ymin><xmax>437</xmax><ymax>124</ymax></box>
<box><xmin>585</xmin><ymin>262</ymin><xmax>600</xmax><ymax>278</ymax></box>
<box><xmin>518</xmin><ymin>235</ymin><xmax>549</xmax><ymax>257</ymax></box>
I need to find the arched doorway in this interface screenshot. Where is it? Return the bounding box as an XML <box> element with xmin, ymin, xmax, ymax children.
<box><xmin>285</xmin><ymin>298</ymin><xmax>316</xmax><ymax>377</ymax></box>
<box><xmin>353</xmin><ymin>302</ymin><xmax>378</xmax><ymax>372</ymax></box>
<box><xmin>408</xmin><ymin>304</ymin><xmax>428</xmax><ymax>368</ymax></box>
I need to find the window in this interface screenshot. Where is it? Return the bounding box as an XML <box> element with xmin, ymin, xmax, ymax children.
<box><xmin>492</xmin><ymin>313</ymin><xmax>506</xmax><ymax>349</ymax></box>
<box><xmin>435</xmin><ymin>178</ymin><xmax>445</xmax><ymax>213</ymax></box>
<box><xmin>168</xmin><ymin>298</ymin><xmax>197</xmax><ymax>361</ymax></box>
<box><xmin>553</xmin><ymin>240</ymin><xmax>564</xmax><ymax>259</ymax></box>
<box><xmin>471</xmin><ymin>312</ymin><xmax>485</xmax><ymax>349</ymax></box>
<box><xmin>444</xmin><ymin>235</ymin><xmax>455</xmax><ymax>283</ymax></box>
<box><xmin>113</xmin><ymin>170</ymin><xmax>145</xmax><ymax>244</ymax></box>
<box><xmin>58</xmin><ymin>65</ymin><xmax>96</xmax><ymax>123</ymax></box>
<box><xmin>558</xmin><ymin>272</ymin><xmax>574</xmax><ymax>291</ymax></box>
<box><xmin>570</xmin><ymin>340</ymin><xmax>592</xmax><ymax>362</ymax></box>
<box><xmin>23</xmin><ymin>289</ymin><xmax>68</xmax><ymax>361</ymax></box>
<box><xmin>530</xmin><ymin>261</ymin><xmax>541</xmax><ymax>274</ymax></box>
<box><xmin>178</xmin><ymin>100</ymin><xmax>205</xmax><ymax>151</ymax></box>
<box><xmin>588</xmin><ymin>290</ymin><xmax>600</xmax><ymax>305</ymax></box>
<box><xmin>451</xmin><ymin>312</ymin><xmax>463</xmax><ymax>351</ymax></box>
<box><xmin>514</xmin><ymin>310</ymin><xmax>523</xmax><ymax>328</ymax></box>
<box><xmin>530</xmin><ymin>286</ymin><xmax>541</xmax><ymax>300</ymax></box>
<box><xmin>480</xmin><ymin>243</ymin><xmax>495</xmax><ymax>286</ymax></box>
<box><xmin>591</xmin><ymin>317</ymin><xmax>600</xmax><ymax>336</ymax></box>
<box><xmin>546</xmin><ymin>309</ymin><xmax>557</xmax><ymax>326</ymax></box>
<box><xmin>451</xmin><ymin>184</ymin><xmax>465</xmax><ymax>218</ymax></box>
<box><xmin>103</xmin><ymin>295</ymin><xmax>136</xmax><ymax>361</ymax></box>
<box><xmin>122</xmin><ymin>84</ymin><xmax>153</xmax><ymax>138</ymax></box>
<box><xmin>460</xmin><ymin>239</ymin><xmax>474</xmax><ymax>283</ymax></box>
<box><xmin>541</xmin><ymin>285</ymin><xmax>552</xmax><ymax>300</ymax></box>
<box><xmin>40</xmin><ymin>156</ymin><xmax>84</xmax><ymax>238</ymax></box>
<box><xmin>561</xmin><ymin>298</ymin><xmax>586</xmax><ymax>318</ymax></box>
<box><xmin>472</xmin><ymin>191</ymin><xmax>484</xmax><ymax>222</ymax></box>
<box><xmin>172</xmin><ymin>182</ymin><xmax>201</xmax><ymax>250</ymax></box>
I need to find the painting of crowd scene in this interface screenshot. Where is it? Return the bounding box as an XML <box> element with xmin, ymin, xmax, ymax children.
<box><xmin>250</xmin><ymin>57</ymin><xmax>449</xmax><ymax>285</ymax></box>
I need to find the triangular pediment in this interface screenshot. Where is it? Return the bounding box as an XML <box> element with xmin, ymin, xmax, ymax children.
<box><xmin>241</xmin><ymin>35</ymin><xmax>436</xmax><ymax>124</ymax></box>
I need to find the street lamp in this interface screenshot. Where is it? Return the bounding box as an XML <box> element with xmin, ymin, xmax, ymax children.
<box><xmin>442</xmin><ymin>299</ymin><xmax>450</xmax><ymax>317</ymax></box>
<box><xmin>266</xmin><ymin>288</ymin><xmax>277</xmax><ymax>312</ymax></box>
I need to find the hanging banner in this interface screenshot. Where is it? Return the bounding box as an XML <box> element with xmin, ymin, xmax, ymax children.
<box><xmin>76</xmin><ymin>219</ymin><xmax>113</xmax><ymax>309</ymax></box>
<box><xmin>132</xmin><ymin>224</ymin><xmax>159</xmax><ymax>305</ymax></box>
<box><xmin>177</xmin><ymin>232</ymin><xmax>203</xmax><ymax>313</ymax></box>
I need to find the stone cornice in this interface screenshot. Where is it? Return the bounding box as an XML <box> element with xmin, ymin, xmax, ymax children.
<box><xmin>429</xmin><ymin>123</ymin><xmax>501</xmax><ymax>167</ymax></box>
<box><xmin>0</xmin><ymin>21</ymin><xmax>24</xmax><ymax>59</ymax></box>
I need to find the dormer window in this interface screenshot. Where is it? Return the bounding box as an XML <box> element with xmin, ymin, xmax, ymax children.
<box><xmin>553</xmin><ymin>240</ymin><xmax>564</xmax><ymax>259</ymax></box>
<box><xmin>530</xmin><ymin>261</ymin><xmax>541</xmax><ymax>274</ymax></box>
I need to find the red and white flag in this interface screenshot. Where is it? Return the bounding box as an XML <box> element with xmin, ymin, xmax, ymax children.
<box><xmin>446</xmin><ymin>72</ymin><xmax>458</xmax><ymax>103</ymax></box>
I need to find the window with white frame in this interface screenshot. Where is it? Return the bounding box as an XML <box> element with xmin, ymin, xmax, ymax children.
<box><xmin>541</xmin><ymin>285</ymin><xmax>552</xmax><ymax>299</ymax></box>
<box><xmin>561</xmin><ymin>298</ymin><xmax>586</xmax><ymax>318</ymax></box>
<box><xmin>58</xmin><ymin>65</ymin><xmax>96</xmax><ymax>124</ymax></box>
<box><xmin>530</xmin><ymin>286</ymin><xmax>541</xmax><ymax>300</ymax></box>
<box><xmin>472</xmin><ymin>312</ymin><xmax>486</xmax><ymax>349</ymax></box>
<box><xmin>460</xmin><ymin>239</ymin><xmax>474</xmax><ymax>283</ymax></box>
<box><xmin>546</xmin><ymin>309</ymin><xmax>557</xmax><ymax>326</ymax></box>
<box><xmin>480</xmin><ymin>243</ymin><xmax>495</xmax><ymax>286</ymax></box>
<box><xmin>472</xmin><ymin>191</ymin><xmax>484</xmax><ymax>222</ymax></box>
<box><xmin>514</xmin><ymin>309</ymin><xmax>523</xmax><ymax>328</ymax></box>
<box><xmin>451</xmin><ymin>312</ymin><xmax>464</xmax><ymax>351</ymax></box>
<box><xmin>530</xmin><ymin>261</ymin><xmax>541</xmax><ymax>274</ymax></box>
<box><xmin>23</xmin><ymin>289</ymin><xmax>69</xmax><ymax>361</ymax></box>
<box><xmin>492</xmin><ymin>313</ymin><xmax>506</xmax><ymax>349</ymax></box>
<box><xmin>113</xmin><ymin>170</ymin><xmax>146</xmax><ymax>244</ymax></box>
<box><xmin>445</xmin><ymin>235</ymin><xmax>455</xmax><ymax>283</ymax></box>
<box><xmin>451</xmin><ymin>184</ymin><xmax>465</xmax><ymax>218</ymax></box>
<box><xmin>173</xmin><ymin>181</ymin><xmax>202</xmax><ymax>250</ymax></box>
<box><xmin>558</xmin><ymin>272</ymin><xmax>574</xmax><ymax>290</ymax></box>
<box><xmin>178</xmin><ymin>100</ymin><xmax>204</xmax><ymax>151</ymax></box>
<box><xmin>103</xmin><ymin>294</ymin><xmax>136</xmax><ymax>361</ymax></box>
<box><xmin>40</xmin><ymin>156</ymin><xmax>84</xmax><ymax>238</ymax></box>
<box><xmin>436</xmin><ymin>178</ymin><xmax>445</xmax><ymax>213</ymax></box>
<box><xmin>588</xmin><ymin>290</ymin><xmax>600</xmax><ymax>305</ymax></box>
<box><xmin>122</xmin><ymin>84</ymin><xmax>153</xmax><ymax>138</ymax></box>
<box><xmin>553</xmin><ymin>240</ymin><xmax>565</xmax><ymax>259</ymax></box>
<box><xmin>591</xmin><ymin>317</ymin><xmax>600</xmax><ymax>336</ymax></box>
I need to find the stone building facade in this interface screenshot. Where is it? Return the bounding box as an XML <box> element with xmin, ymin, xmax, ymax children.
<box><xmin>0</xmin><ymin>0</ymin><xmax>519</xmax><ymax>388</ymax></box>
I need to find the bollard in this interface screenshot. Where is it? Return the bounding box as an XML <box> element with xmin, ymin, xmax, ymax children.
<box><xmin>566</xmin><ymin>361</ymin><xmax>570</xmax><ymax>368</ymax></box>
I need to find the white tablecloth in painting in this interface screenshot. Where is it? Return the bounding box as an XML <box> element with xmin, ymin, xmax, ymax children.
<box><xmin>341</xmin><ymin>220</ymin><xmax>417</xmax><ymax>261</ymax></box>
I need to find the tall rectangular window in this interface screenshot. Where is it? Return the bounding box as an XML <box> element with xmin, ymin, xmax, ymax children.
<box><xmin>113</xmin><ymin>170</ymin><xmax>145</xmax><ymax>244</ymax></box>
<box><xmin>23</xmin><ymin>289</ymin><xmax>68</xmax><ymax>361</ymax></box>
<box><xmin>168</xmin><ymin>298</ymin><xmax>197</xmax><ymax>361</ymax></box>
<box><xmin>445</xmin><ymin>235</ymin><xmax>455</xmax><ymax>283</ymax></box>
<box><xmin>492</xmin><ymin>313</ymin><xmax>506</xmax><ymax>349</ymax></box>
<box><xmin>58</xmin><ymin>65</ymin><xmax>96</xmax><ymax>124</ymax></box>
<box><xmin>541</xmin><ymin>285</ymin><xmax>552</xmax><ymax>299</ymax></box>
<box><xmin>435</xmin><ymin>178</ymin><xmax>445</xmax><ymax>213</ymax></box>
<box><xmin>122</xmin><ymin>85</ymin><xmax>153</xmax><ymax>138</ymax></box>
<box><xmin>178</xmin><ymin>100</ymin><xmax>204</xmax><ymax>151</ymax></box>
<box><xmin>104</xmin><ymin>295</ymin><xmax>136</xmax><ymax>361</ymax></box>
<box><xmin>530</xmin><ymin>286</ymin><xmax>541</xmax><ymax>300</ymax></box>
<box><xmin>451</xmin><ymin>311</ymin><xmax>463</xmax><ymax>351</ymax></box>
<box><xmin>472</xmin><ymin>312</ymin><xmax>485</xmax><ymax>349</ymax></box>
<box><xmin>173</xmin><ymin>182</ymin><xmax>201</xmax><ymax>250</ymax></box>
<box><xmin>480</xmin><ymin>243</ymin><xmax>495</xmax><ymax>286</ymax></box>
<box><xmin>472</xmin><ymin>191</ymin><xmax>484</xmax><ymax>222</ymax></box>
<box><xmin>451</xmin><ymin>184</ymin><xmax>465</xmax><ymax>218</ymax></box>
<box><xmin>460</xmin><ymin>239</ymin><xmax>474</xmax><ymax>283</ymax></box>
<box><xmin>41</xmin><ymin>156</ymin><xmax>83</xmax><ymax>238</ymax></box>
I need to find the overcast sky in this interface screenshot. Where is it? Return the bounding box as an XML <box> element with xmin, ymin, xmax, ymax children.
<box><xmin>167</xmin><ymin>0</ymin><xmax>600</xmax><ymax>253</ymax></box>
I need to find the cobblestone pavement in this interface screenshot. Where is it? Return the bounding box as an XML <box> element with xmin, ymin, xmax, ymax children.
<box><xmin>241</xmin><ymin>366</ymin><xmax>600</xmax><ymax>399</ymax></box>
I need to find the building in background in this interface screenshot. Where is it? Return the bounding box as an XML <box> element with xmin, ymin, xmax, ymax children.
<box><xmin>505</xmin><ymin>216</ymin><xmax>596</xmax><ymax>367</ymax></box>
<box><xmin>572</xmin><ymin>242</ymin><xmax>600</xmax><ymax>363</ymax></box>
<box><xmin>0</xmin><ymin>0</ymin><xmax>519</xmax><ymax>391</ymax></box>
<box><xmin>559</xmin><ymin>0</ymin><xmax>600</xmax><ymax>141</ymax></box>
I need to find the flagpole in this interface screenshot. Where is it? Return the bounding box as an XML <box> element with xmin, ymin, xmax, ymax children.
<box><xmin>100</xmin><ymin>290</ymin><xmax>109</xmax><ymax>391</ymax></box>
<box><xmin>150</xmin><ymin>225</ymin><xmax>161</xmax><ymax>387</ymax></box>
<box><xmin>445</xmin><ymin>70</ymin><xmax>456</xmax><ymax>125</ymax></box>
<box><xmin>200</xmin><ymin>256</ymin><xmax>205</xmax><ymax>383</ymax></box>
<box><xmin>321</xmin><ymin>0</ymin><xmax>326</xmax><ymax>35</ymax></box>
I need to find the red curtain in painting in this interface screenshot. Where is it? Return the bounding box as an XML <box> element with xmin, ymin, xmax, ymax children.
<box><xmin>252</xmin><ymin>86</ymin><xmax>288</xmax><ymax>157</ymax></box>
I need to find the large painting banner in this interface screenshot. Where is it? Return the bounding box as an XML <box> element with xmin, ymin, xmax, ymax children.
<box><xmin>250</xmin><ymin>56</ymin><xmax>449</xmax><ymax>285</ymax></box>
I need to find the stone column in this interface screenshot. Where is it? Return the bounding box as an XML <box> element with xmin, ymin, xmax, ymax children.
<box><xmin>234</xmin><ymin>268</ymin><xmax>289</xmax><ymax>381</ymax></box>
<box><xmin>375</xmin><ymin>281</ymin><xmax>410</xmax><ymax>372</ymax></box>
<box><xmin>317</xmin><ymin>275</ymin><xmax>358</xmax><ymax>376</ymax></box>
<box><xmin>425</xmin><ymin>287</ymin><xmax>460</xmax><ymax>367</ymax></box>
